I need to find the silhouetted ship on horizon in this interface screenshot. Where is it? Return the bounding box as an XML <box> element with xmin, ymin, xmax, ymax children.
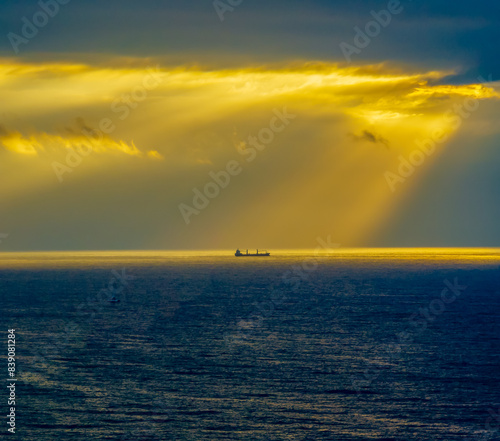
<box><xmin>235</xmin><ymin>249</ymin><xmax>270</xmax><ymax>257</ymax></box>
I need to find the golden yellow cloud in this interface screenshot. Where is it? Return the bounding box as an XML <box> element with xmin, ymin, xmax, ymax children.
<box><xmin>2</xmin><ymin>57</ymin><xmax>499</xmax><ymax>246</ymax></box>
<box><xmin>0</xmin><ymin>127</ymin><xmax>165</xmax><ymax>163</ymax></box>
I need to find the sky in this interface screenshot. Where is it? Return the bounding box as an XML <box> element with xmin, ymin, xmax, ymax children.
<box><xmin>0</xmin><ymin>0</ymin><xmax>499</xmax><ymax>250</ymax></box>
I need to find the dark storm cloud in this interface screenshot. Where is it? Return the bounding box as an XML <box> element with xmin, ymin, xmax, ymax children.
<box><xmin>0</xmin><ymin>0</ymin><xmax>498</xmax><ymax>81</ymax></box>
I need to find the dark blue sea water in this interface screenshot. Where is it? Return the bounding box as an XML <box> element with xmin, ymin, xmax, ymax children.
<box><xmin>1</xmin><ymin>249</ymin><xmax>500</xmax><ymax>440</ymax></box>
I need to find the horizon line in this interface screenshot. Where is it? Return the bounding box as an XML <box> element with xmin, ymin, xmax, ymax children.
<box><xmin>1</xmin><ymin>247</ymin><xmax>500</xmax><ymax>254</ymax></box>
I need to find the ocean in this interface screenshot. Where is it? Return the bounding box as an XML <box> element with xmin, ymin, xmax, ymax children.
<box><xmin>1</xmin><ymin>249</ymin><xmax>499</xmax><ymax>440</ymax></box>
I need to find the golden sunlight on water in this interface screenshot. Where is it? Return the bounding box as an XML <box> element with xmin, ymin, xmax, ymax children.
<box><xmin>0</xmin><ymin>248</ymin><xmax>499</xmax><ymax>269</ymax></box>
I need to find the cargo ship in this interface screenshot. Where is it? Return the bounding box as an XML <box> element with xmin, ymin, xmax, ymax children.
<box><xmin>235</xmin><ymin>249</ymin><xmax>270</xmax><ymax>257</ymax></box>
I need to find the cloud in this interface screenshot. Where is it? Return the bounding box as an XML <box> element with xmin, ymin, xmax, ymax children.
<box><xmin>0</xmin><ymin>124</ymin><xmax>158</xmax><ymax>159</ymax></box>
<box><xmin>147</xmin><ymin>150</ymin><xmax>164</xmax><ymax>160</ymax></box>
<box><xmin>350</xmin><ymin>130</ymin><xmax>390</xmax><ymax>148</ymax></box>
<box><xmin>1</xmin><ymin>0</ymin><xmax>498</xmax><ymax>82</ymax></box>
<box><xmin>2</xmin><ymin>57</ymin><xmax>500</xmax><ymax>249</ymax></box>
